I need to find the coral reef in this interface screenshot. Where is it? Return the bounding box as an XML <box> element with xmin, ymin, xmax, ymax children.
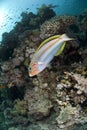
<box><xmin>12</xmin><ymin>99</ymin><xmax>28</xmax><ymax>116</ymax></box>
<box><xmin>0</xmin><ymin>4</ymin><xmax>56</xmax><ymax>61</ymax></box>
<box><xmin>40</xmin><ymin>15</ymin><xmax>76</xmax><ymax>39</ymax></box>
<box><xmin>0</xmin><ymin>4</ymin><xmax>87</xmax><ymax>130</ymax></box>
<box><xmin>24</xmin><ymin>88</ymin><xmax>53</xmax><ymax>120</ymax></box>
<box><xmin>56</xmin><ymin>105</ymin><xmax>80</xmax><ymax>128</ymax></box>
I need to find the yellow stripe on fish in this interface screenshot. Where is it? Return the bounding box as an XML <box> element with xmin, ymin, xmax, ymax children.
<box><xmin>35</xmin><ymin>35</ymin><xmax>60</xmax><ymax>52</ymax></box>
<box><xmin>29</xmin><ymin>34</ymin><xmax>74</xmax><ymax>77</ymax></box>
<box><xmin>55</xmin><ymin>42</ymin><xmax>66</xmax><ymax>56</ymax></box>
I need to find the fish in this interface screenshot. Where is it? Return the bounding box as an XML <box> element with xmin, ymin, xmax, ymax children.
<box><xmin>28</xmin><ymin>34</ymin><xmax>74</xmax><ymax>77</ymax></box>
<box><xmin>0</xmin><ymin>85</ymin><xmax>6</xmax><ymax>89</ymax></box>
<box><xmin>7</xmin><ymin>82</ymin><xmax>14</xmax><ymax>88</ymax></box>
<box><xmin>0</xmin><ymin>82</ymin><xmax>14</xmax><ymax>89</ymax></box>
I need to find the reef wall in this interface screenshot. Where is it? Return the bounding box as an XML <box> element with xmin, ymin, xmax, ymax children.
<box><xmin>0</xmin><ymin>4</ymin><xmax>87</xmax><ymax>130</ymax></box>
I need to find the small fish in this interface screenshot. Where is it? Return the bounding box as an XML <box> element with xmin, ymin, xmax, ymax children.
<box><xmin>28</xmin><ymin>34</ymin><xmax>74</xmax><ymax>77</ymax></box>
<box><xmin>0</xmin><ymin>85</ymin><xmax>5</xmax><ymax>89</ymax></box>
<box><xmin>7</xmin><ymin>82</ymin><xmax>14</xmax><ymax>88</ymax></box>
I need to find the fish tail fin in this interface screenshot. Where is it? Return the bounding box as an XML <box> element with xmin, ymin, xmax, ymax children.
<box><xmin>60</xmin><ymin>33</ymin><xmax>74</xmax><ymax>41</ymax></box>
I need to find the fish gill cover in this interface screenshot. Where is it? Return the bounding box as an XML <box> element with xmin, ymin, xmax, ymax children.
<box><xmin>0</xmin><ymin>1</ymin><xmax>87</xmax><ymax>130</ymax></box>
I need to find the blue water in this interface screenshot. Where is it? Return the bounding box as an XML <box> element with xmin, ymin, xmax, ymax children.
<box><xmin>0</xmin><ymin>0</ymin><xmax>87</xmax><ymax>41</ymax></box>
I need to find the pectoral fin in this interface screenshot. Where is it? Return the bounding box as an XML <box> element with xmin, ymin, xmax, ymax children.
<box><xmin>55</xmin><ymin>42</ymin><xmax>66</xmax><ymax>56</ymax></box>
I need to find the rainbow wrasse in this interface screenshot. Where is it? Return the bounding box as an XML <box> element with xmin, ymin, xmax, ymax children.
<box><xmin>28</xmin><ymin>34</ymin><xmax>74</xmax><ymax>77</ymax></box>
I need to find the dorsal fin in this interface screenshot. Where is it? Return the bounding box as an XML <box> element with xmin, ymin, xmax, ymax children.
<box><xmin>35</xmin><ymin>35</ymin><xmax>60</xmax><ymax>53</ymax></box>
<box><xmin>55</xmin><ymin>42</ymin><xmax>66</xmax><ymax>56</ymax></box>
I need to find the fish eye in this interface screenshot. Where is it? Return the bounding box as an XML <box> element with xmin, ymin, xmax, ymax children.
<box><xmin>28</xmin><ymin>67</ymin><xmax>31</xmax><ymax>71</ymax></box>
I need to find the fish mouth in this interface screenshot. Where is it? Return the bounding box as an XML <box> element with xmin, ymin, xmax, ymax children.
<box><xmin>29</xmin><ymin>69</ymin><xmax>40</xmax><ymax>77</ymax></box>
<box><xmin>29</xmin><ymin>72</ymin><xmax>36</xmax><ymax>77</ymax></box>
<box><xmin>29</xmin><ymin>73</ymin><xmax>33</xmax><ymax>77</ymax></box>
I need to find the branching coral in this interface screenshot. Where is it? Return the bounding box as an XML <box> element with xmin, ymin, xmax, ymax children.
<box><xmin>72</xmin><ymin>73</ymin><xmax>87</xmax><ymax>95</ymax></box>
<box><xmin>37</xmin><ymin>4</ymin><xmax>56</xmax><ymax>22</ymax></box>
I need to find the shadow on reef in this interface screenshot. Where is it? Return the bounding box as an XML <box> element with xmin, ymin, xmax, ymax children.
<box><xmin>0</xmin><ymin>4</ymin><xmax>87</xmax><ymax>130</ymax></box>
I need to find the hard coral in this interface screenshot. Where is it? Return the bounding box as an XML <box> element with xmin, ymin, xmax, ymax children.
<box><xmin>72</xmin><ymin>73</ymin><xmax>87</xmax><ymax>96</ymax></box>
<box><xmin>1</xmin><ymin>6</ymin><xmax>87</xmax><ymax>130</ymax></box>
<box><xmin>24</xmin><ymin>89</ymin><xmax>53</xmax><ymax>120</ymax></box>
<box><xmin>37</xmin><ymin>4</ymin><xmax>56</xmax><ymax>22</ymax></box>
<box><xmin>13</xmin><ymin>99</ymin><xmax>28</xmax><ymax>116</ymax></box>
<box><xmin>56</xmin><ymin>105</ymin><xmax>80</xmax><ymax>128</ymax></box>
<box><xmin>40</xmin><ymin>15</ymin><xmax>76</xmax><ymax>39</ymax></box>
